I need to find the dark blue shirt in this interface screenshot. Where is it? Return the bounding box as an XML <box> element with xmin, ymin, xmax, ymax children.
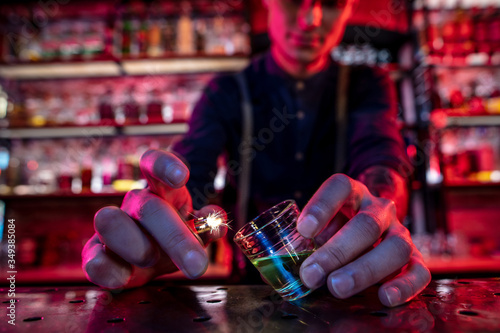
<box><xmin>173</xmin><ymin>52</ymin><xmax>411</xmax><ymax>219</ymax></box>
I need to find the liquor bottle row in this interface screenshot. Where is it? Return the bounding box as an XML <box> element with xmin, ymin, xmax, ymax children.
<box><xmin>432</xmin><ymin>67</ymin><xmax>500</xmax><ymax>114</ymax></box>
<box><xmin>115</xmin><ymin>13</ymin><xmax>250</xmax><ymax>58</ymax></box>
<box><xmin>414</xmin><ymin>5</ymin><xmax>500</xmax><ymax>64</ymax></box>
<box><xmin>3</xmin><ymin>74</ymin><xmax>213</xmax><ymax>127</ymax></box>
<box><xmin>440</xmin><ymin>126</ymin><xmax>500</xmax><ymax>184</ymax></box>
<box><xmin>2</xmin><ymin>6</ymin><xmax>250</xmax><ymax>62</ymax></box>
<box><xmin>0</xmin><ymin>135</ymin><xmax>182</xmax><ymax>196</ymax></box>
<box><xmin>415</xmin><ymin>0</ymin><xmax>500</xmax><ymax>10</ymax></box>
<box><xmin>331</xmin><ymin>44</ymin><xmax>395</xmax><ymax>66</ymax></box>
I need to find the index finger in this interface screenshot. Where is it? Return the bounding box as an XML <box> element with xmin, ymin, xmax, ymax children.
<box><xmin>123</xmin><ymin>190</ymin><xmax>208</xmax><ymax>279</ymax></box>
<box><xmin>140</xmin><ymin>149</ymin><xmax>190</xmax><ymax>191</ymax></box>
<box><xmin>297</xmin><ymin>174</ymin><xmax>365</xmax><ymax>239</ymax></box>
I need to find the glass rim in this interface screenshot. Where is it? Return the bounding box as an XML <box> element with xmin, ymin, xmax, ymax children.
<box><xmin>233</xmin><ymin>199</ymin><xmax>297</xmax><ymax>243</ymax></box>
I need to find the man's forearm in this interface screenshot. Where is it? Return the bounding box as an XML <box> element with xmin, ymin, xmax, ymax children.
<box><xmin>357</xmin><ymin>166</ymin><xmax>409</xmax><ymax>222</ymax></box>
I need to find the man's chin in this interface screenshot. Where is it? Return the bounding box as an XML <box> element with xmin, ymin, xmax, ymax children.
<box><xmin>290</xmin><ymin>48</ymin><xmax>326</xmax><ymax>65</ymax></box>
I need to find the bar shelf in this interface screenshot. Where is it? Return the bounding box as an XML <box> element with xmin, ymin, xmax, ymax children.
<box><xmin>0</xmin><ymin>56</ymin><xmax>249</xmax><ymax>80</ymax></box>
<box><xmin>421</xmin><ymin>58</ymin><xmax>500</xmax><ymax>69</ymax></box>
<box><xmin>444</xmin><ymin>180</ymin><xmax>500</xmax><ymax>188</ymax></box>
<box><xmin>444</xmin><ymin>115</ymin><xmax>500</xmax><ymax>127</ymax></box>
<box><xmin>0</xmin><ymin>123</ymin><xmax>188</xmax><ymax>139</ymax></box>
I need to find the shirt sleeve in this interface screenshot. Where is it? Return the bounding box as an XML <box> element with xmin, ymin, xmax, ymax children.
<box><xmin>172</xmin><ymin>75</ymin><xmax>236</xmax><ymax>209</ymax></box>
<box><xmin>346</xmin><ymin>66</ymin><xmax>413</xmax><ymax>180</ymax></box>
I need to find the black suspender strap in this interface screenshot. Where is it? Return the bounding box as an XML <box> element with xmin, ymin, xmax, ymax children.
<box><xmin>234</xmin><ymin>71</ymin><xmax>253</xmax><ymax>229</ymax></box>
<box><xmin>334</xmin><ymin>65</ymin><xmax>350</xmax><ymax>173</ymax></box>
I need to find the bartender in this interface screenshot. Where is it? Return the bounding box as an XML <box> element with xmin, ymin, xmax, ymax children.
<box><xmin>82</xmin><ymin>0</ymin><xmax>431</xmax><ymax>308</ymax></box>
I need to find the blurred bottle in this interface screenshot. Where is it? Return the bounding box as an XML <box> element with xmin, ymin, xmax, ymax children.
<box><xmin>147</xmin><ymin>17</ymin><xmax>164</xmax><ymax>57</ymax></box>
<box><xmin>56</xmin><ymin>143</ymin><xmax>77</xmax><ymax>193</ymax></box>
<box><xmin>176</xmin><ymin>3</ymin><xmax>195</xmax><ymax>55</ymax></box>
<box><xmin>426</xmin><ymin>3</ymin><xmax>444</xmax><ymax>57</ymax></box>
<box><xmin>98</xmin><ymin>88</ymin><xmax>115</xmax><ymax>124</ymax></box>
<box><xmin>468</xmin><ymin>82</ymin><xmax>486</xmax><ymax>114</ymax></box>
<box><xmin>57</xmin><ymin>171</ymin><xmax>73</xmax><ymax>193</ymax></box>
<box><xmin>0</xmin><ymin>147</ymin><xmax>9</xmax><ymax>187</ymax></box>
<box><xmin>8</xmin><ymin>141</ymin><xmax>26</xmax><ymax>188</ymax></box>
<box><xmin>146</xmin><ymin>89</ymin><xmax>163</xmax><ymax>124</ymax></box>
<box><xmin>121</xmin><ymin>86</ymin><xmax>140</xmax><ymax>124</ymax></box>
<box><xmin>144</xmin><ymin>1</ymin><xmax>164</xmax><ymax>58</ymax></box>
<box><xmin>137</xmin><ymin>18</ymin><xmax>148</xmax><ymax>58</ymax></box>
<box><xmin>475</xmin><ymin>7</ymin><xmax>492</xmax><ymax>55</ymax></box>
<box><xmin>456</xmin><ymin>2</ymin><xmax>474</xmax><ymax>58</ymax></box>
<box><xmin>0</xmin><ymin>86</ymin><xmax>11</xmax><ymax>127</ymax></box>
<box><xmin>27</xmin><ymin>91</ymin><xmax>48</xmax><ymax>127</ymax></box>
<box><xmin>8</xmin><ymin>88</ymin><xmax>28</xmax><ymax>128</ymax></box>
<box><xmin>57</xmin><ymin>92</ymin><xmax>75</xmax><ymax>125</ymax></box>
<box><xmin>221</xmin><ymin>18</ymin><xmax>235</xmax><ymax>55</ymax></box>
<box><xmin>121</xmin><ymin>8</ymin><xmax>137</xmax><ymax>57</ymax></box>
<box><xmin>130</xmin><ymin>18</ymin><xmax>141</xmax><ymax>58</ymax></box>
<box><xmin>82</xmin><ymin>20</ymin><xmax>105</xmax><ymax>59</ymax></box>
<box><xmin>116</xmin><ymin>156</ymin><xmax>134</xmax><ymax>181</ymax></box>
<box><xmin>441</xmin><ymin>8</ymin><xmax>456</xmax><ymax>59</ymax></box>
<box><xmin>449</xmin><ymin>89</ymin><xmax>466</xmax><ymax>109</ymax></box>
<box><xmin>210</xmin><ymin>16</ymin><xmax>226</xmax><ymax>55</ymax></box>
<box><xmin>74</xmin><ymin>91</ymin><xmax>95</xmax><ymax>125</ymax></box>
<box><xmin>489</xmin><ymin>7</ymin><xmax>500</xmax><ymax>54</ymax></box>
<box><xmin>172</xmin><ymin>84</ymin><xmax>189</xmax><ymax>121</ymax></box>
<box><xmin>101</xmin><ymin>156</ymin><xmax>115</xmax><ymax>190</ymax></box>
<box><xmin>162</xmin><ymin>88</ymin><xmax>174</xmax><ymax>123</ymax></box>
<box><xmin>233</xmin><ymin>20</ymin><xmax>250</xmax><ymax>55</ymax></box>
<box><xmin>163</xmin><ymin>19</ymin><xmax>177</xmax><ymax>54</ymax></box>
<box><xmin>81</xmin><ymin>153</ymin><xmax>93</xmax><ymax>193</ymax></box>
<box><xmin>60</xmin><ymin>20</ymin><xmax>83</xmax><ymax>60</ymax></box>
<box><xmin>194</xmin><ymin>18</ymin><xmax>206</xmax><ymax>54</ymax></box>
<box><xmin>40</xmin><ymin>22</ymin><xmax>59</xmax><ymax>60</ymax></box>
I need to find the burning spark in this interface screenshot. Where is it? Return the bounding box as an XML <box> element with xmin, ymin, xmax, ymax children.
<box><xmin>192</xmin><ymin>210</ymin><xmax>231</xmax><ymax>234</ymax></box>
<box><xmin>205</xmin><ymin>211</ymin><xmax>223</xmax><ymax>233</ymax></box>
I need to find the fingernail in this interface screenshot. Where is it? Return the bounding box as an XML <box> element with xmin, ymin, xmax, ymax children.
<box><xmin>384</xmin><ymin>286</ymin><xmax>401</xmax><ymax>307</ymax></box>
<box><xmin>182</xmin><ymin>250</ymin><xmax>208</xmax><ymax>279</ymax></box>
<box><xmin>166</xmin><ymin>163</ymin><xmax>187</xmax><ymax>186</ymax></box>
<box><xmin>330</xmin><ymin>274</ymin><xmax>354</xmax><ymax>297</ymax></box>
<box><xmin>301</xmin><ymin>263</ymin><xmax>325</xmax><ymax>289</ymax></box>
<box><xmin>297</xmin><ymin>214</ymin><xmax>319</xmax><ymax>238</ymax></box>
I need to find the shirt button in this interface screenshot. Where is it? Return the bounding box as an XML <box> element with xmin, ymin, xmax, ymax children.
<box><xmin>294</xmin><ymin>191</ymin><xmax>302</xmax><ymax>199</ymax></box>
<box><xmin>295</xmin><ymin>152</ymin><xmax>304</xmax><ymax>161</ymax></box>
<box><xmin>296</xmin><ymin>81</ymin><xmax>305</xmax><ymax>91</ymax></box>
<box><xmin>297</xmin><ymin>110</ymin><xmax>305</xmax><ymax>120</ymax></box>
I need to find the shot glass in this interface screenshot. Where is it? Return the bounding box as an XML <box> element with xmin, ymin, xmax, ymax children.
<box><xmin>233</xmin><ymin>200</ymin><xmax>316</xmax><ymax>301</ymax></box>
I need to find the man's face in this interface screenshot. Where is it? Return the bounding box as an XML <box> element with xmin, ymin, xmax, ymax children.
<box><xmin>266</xmin><ymin>0</ymin><xmax>355</xmax><ymax>65</ymax></box>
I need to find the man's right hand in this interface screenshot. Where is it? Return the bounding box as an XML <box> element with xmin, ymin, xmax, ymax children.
<box><xmin>81</xmin><ymin>149</ymin><xmax>227</xmax><ymax>289</ymax></box>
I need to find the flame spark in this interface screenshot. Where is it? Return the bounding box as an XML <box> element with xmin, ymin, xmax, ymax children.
<box><xmin>192</xmin><ymin>210</ymin><xmax>232</xmax><ymax>234</ymax></box>
<box><xmin>205</xmin><ymin>211</ymin><xmax>224</xmax><ymax>233</ymax></box>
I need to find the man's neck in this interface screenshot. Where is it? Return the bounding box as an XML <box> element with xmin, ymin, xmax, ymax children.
<box><xmin>271</xmin><ymin>46</ymin><xmax>329</xmax><ymax>79</ymax></box>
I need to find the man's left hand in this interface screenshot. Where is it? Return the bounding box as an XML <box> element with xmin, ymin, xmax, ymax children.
<box><xmin>297</xmin><ymin>174</ymin><xmax>431</xmax><ymax>307</ymax></box>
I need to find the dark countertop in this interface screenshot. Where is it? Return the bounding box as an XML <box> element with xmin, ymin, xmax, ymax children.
<box><xmin>2</xmin><ymin>278</ymin><xmax>500</xmax><ymax>332</ymax></box>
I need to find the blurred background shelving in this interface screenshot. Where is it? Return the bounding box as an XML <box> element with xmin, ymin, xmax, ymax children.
<box><xmin>0</xmin><ymin>0</ymin><xmax>250</xmax><ymax>283</ymax></box>
<box><xmin>410</xmin><ymin>0</ymin><xmax>500</xmax><ymax>275</ymax></box>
